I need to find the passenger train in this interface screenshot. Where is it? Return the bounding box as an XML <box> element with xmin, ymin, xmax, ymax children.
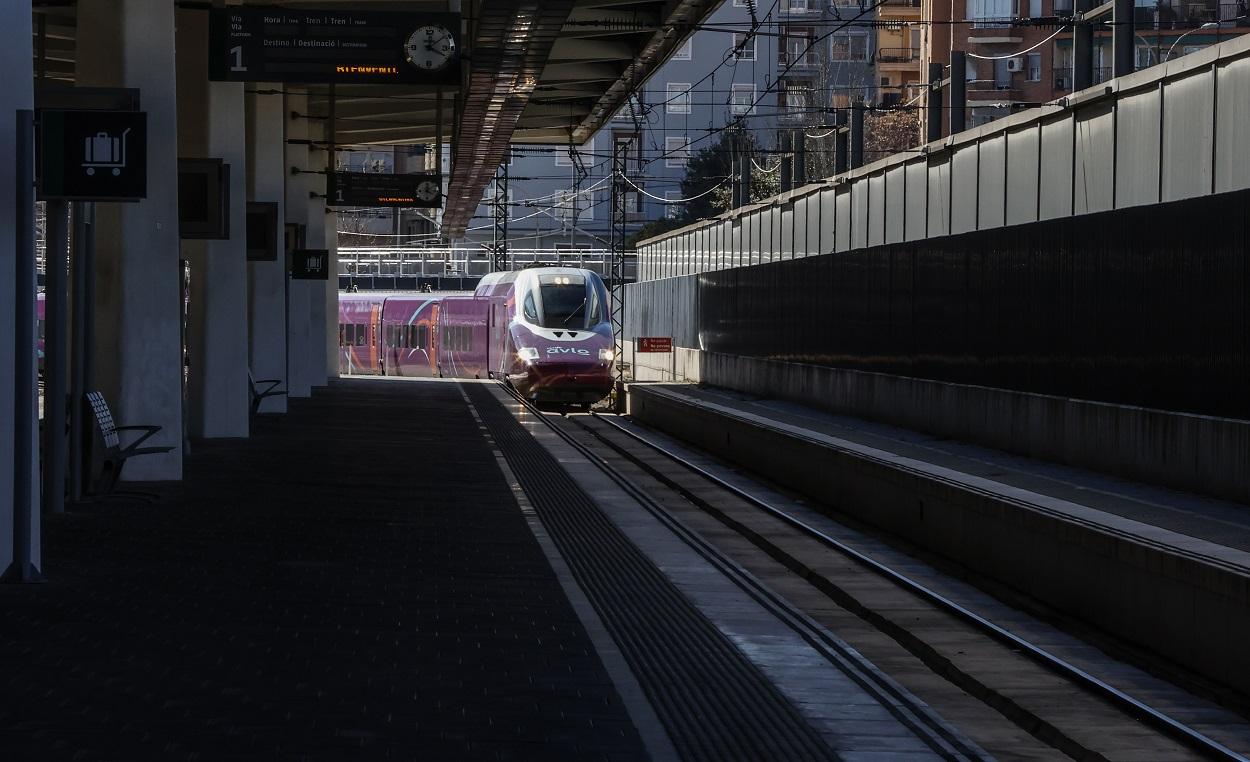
<box><xmin>339</xmin><ymin>267</ymin><xmax>615</xmax><ymax>406</ymax></box>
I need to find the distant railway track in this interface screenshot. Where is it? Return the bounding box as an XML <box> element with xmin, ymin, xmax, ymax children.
<box><xmin>498</xmin><ymin>382</ymin><xmax>1248</xmax><ymax>761</ymax></box>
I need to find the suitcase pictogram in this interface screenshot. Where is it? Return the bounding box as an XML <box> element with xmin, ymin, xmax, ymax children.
<box><xmin>83</xmin><ymin>128</ymin><xmax>131</xmax><ymax>176</ymax></box>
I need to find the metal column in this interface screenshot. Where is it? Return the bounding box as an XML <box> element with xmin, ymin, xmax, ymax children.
<box><xmin>927</xmin><ymin>62</ymin><xmax>944</xmax><ymax>142</ymax></box>
<box><xmin>949</xmin><ymin>51</ymin><xmax>967</xmax><ymax>135</ymax></box>
<box><xmin>43</xmin><ymin>201</ymin><xmax>69</xmax><ymax>515</ymax></box>
<box><xmin>835</xmin><ymin>111</ymin><xmax>848</xmax><ymax>175</ymax></box>
<box><xmin>490</xmin><ymin>160</ymin><xmax>509</xmax><ymax>272</ymax></box>
<box><xmin>779</xmin><ymin>131</ymin><xmax>793</xmax><ymax>194</ymax></box>
<box><xmin>1073</xmin><ymin>0</ymin><xmax>1095</xmax><ymax>91</ymax></box>
<box><xmin>793</xmin><ymin>131</ymin><xmax>806</xmax><ymax>187</ymax></box>
<box><xmin>850</xmin><ymin>100</ymin><xmax>864</xmax><ymax>170</ymax></box>
<box><xmin>4</xmin><ymin>110</ymin><xmax>41</xmax><ymax>583</ymax></box>
<box><xmin>1113</xmin><ymin>0</ymin><xmax>1135</xmax><ymax>77</ymax></box>
<box><xmin>609</xmin><ymin>140</ymin><xmax>628</xmax><ymax>413</ymax></box>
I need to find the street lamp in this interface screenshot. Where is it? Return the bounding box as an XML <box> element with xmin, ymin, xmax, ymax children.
<box><xmin>1166</xmin><ymin>22</ymin><xmax>1218</xmax><ymax>62</ymax></box>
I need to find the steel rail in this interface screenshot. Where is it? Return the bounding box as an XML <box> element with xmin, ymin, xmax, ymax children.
<box><xmin>495</xmin><ymin>383</ymin><xmax>986</xmax><ymax>760</ymax></box>
<box><xmin>589</xmin><ymin>412</ymin><xmax>1248</xmax><ymax>762</ymax></box>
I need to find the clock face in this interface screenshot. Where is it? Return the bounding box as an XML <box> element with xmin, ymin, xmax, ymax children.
<box><xmin>405</xmin><ymin>25</ymin><xmax>456</xmax><ymax>71</ymax></box>
<box><xmin>415</xmin><ymin>180</ymin><xmax>441</xmax><ymax>202</ymax></box>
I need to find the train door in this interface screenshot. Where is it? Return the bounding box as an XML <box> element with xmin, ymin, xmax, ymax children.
<box><xmin>369</xmin><ymin>303</ymin><xmax>382</xmax><ymax>374</ymax></box>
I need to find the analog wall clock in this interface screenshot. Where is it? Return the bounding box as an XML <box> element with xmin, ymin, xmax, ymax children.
<box><xmin>405</xmin><ymin>25</ymin><xmax>456</xmax><ymax>71</ymax></box>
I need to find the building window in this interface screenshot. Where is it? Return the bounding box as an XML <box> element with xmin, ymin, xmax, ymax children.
<box><xmin>781</xmin><ymin>27</ymin><xmax>817</xmax><ymax>66</ymax></box>
<box><xmin>665</xmin><ymin>137</ymin><xmax>691</xmax><ymax>168</ymax></box>
<box><xmin>1026</xmin><ymin>52</ymin><xmax>1042</xmax><ymax>81</ymax></box>
<box><xmin>778</xmin><ymin>79</ymin><xmax>811</xmax><ymax>115</ymax></box>
<box><xmin>732</xmin><ymin>32</ymin><xmax>756</xmax><ymax>60</ymax></box>
<box><xmin>969</xmin><ymin>0</ymin><xmax>1014</xmax><ymax>28</ymax></box>
<box><xmin>666</xmin><ymin>82</ymin><xmax>692</xmax><ymax>114</ymax></box>
<box><xmin>831</xmin><ymin>33</ymin><xmax>869</xmax><ymax>62</ymax></box>
<box><xmin>664</xmin><ymin>191</ymin><xmax>683</xmax><ymax>219</ymax></box>
<box><xmin>730</xmin><ymin>83</ymin><xmax>756</xmax><ymax>115</ymax></box>
<box><xmin>673</xmin><ymin>39</ymin><xmax>693</xmax><ymax>60</ymax></box>
<box><xmin>555</xmin><ymin>136</ymin><xmax>595</xmax><ymax>167</ymax></box>
<box><xmin>613</xmin><ymin>94</ymin><xmax>644</xmax><ymax>122</ymax></box>
<box><xmin>782</xmin><ymin>0</ymin><xmax>809</xmax><ymax>11</ymax></box>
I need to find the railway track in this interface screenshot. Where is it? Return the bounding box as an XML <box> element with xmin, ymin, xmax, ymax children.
<box><xmin>499</xmin><ymin>384</ymin><xmax>1249</xmax><ymax>761</ymax></box>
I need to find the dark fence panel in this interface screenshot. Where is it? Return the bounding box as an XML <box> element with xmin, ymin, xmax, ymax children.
<box><xmin>698</xmin><ymin>188</ymin><xmax>1250</xmax><ymax>419</ymax></box>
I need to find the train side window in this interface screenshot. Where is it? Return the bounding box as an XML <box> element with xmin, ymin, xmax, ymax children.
<box><xmin>345</xmin><ymin>324</ymin><xmax>355</xmax><ymax>345</ymax></box>
<box><xmin>419</xmin><ymin>324</ymin><xmax>428</xmax><ymax>348</ymax></box>
<box><xmin>339</xmin><ymin>325</ymin><xmax>346</xmax><ymax>347</ymax></box>
<box><xmin>356</xmin><ymin>324</ymin><xmax>367</xmax><ymax>346</ymax></box>
<box><xmin>523</xmin><ymin>292</ymin><xmax>538</xmax><ymax>322</ymax></box>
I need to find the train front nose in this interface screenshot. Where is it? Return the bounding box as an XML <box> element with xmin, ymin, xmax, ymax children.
<box><xmin>514</xmin><ymin>358</ymin><xmax>613</xmax><ymax>403</ymax></box>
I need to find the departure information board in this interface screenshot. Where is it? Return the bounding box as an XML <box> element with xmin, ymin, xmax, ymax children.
<box><xmin>330</xmin><ymin>172</ymin><xmax>443</xmax><ymax>208</ymax></box>
<box><xmin>208</xmin><ymin>8</ymin><xmax>460</xmax><ymax>85</ymax></box>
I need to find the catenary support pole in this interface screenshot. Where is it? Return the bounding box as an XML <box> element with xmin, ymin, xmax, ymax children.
<box><xmin>850</xmin><ymin>99</ymin><xmax>864</xmax><ymax>170</ymax></box>
<box><xmin>779</xmin><ymin>131</ymin><xmax>793</xmax><ymax>194</ymax></box>
<box><xmin>43</xmin><ymin>201</ymin><xmax>70</xmax><ymax>515</ymax></box>
<box><xmin>950</xmin><ymin>50</ymin><xmax>967</xmax><ymax>135</ymax></box>
<box><xmin>1113</xmin><ymin>0</ymin><xmax>1135</xmax><ymax>77</ymax></box>
<box><xmin>927</xmin><ymin>63</ymin><xmax>944</xmax><ymax>142</ymax></box>
<box><xmin>4</xmin><ymin>110</ymin><xmax>41</xmax><ymax>583</ymax></box>
<box><xmin>1073</xmin><ymin>0</ymin><xmax>1094</xmax><ymax>90</ymax></box>
<box><xmin>794</xmin><ymin>131</ymin><xmax>806</xmax><ymax>187</ymax></box>
<box><xmin>835</xmin><ymin>112</ymin><xmax>848</xmax><ymax>175</ymax></box>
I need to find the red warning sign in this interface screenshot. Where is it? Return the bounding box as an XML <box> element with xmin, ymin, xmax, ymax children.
<box><xmin>637</xmin><ymin>337</ymin><xmax>673</xmax><ymax>353</ymax></box>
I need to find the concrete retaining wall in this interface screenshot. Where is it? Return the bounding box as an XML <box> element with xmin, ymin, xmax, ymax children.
<box><xmin>629</xmin><ymin>384</ymin><xmax>1250</xmax><ymax>697</ymax></box>
<box><xmin>696</xmin><ymin>352</ymin><xmax>1250</xmax><ymax>506</ymax></box>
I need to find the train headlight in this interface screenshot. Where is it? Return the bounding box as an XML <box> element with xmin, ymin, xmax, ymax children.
<box><xmin>517</xmin><ymin>347</ymin><xmax>540</xmax><ymax>363</ymax></box>
<box><xmin>599</xmin><ymin>348</ymin><xmax>615</xmax><ymax>362</ymax></box>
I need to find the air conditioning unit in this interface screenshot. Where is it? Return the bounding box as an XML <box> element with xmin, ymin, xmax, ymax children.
<box><xmin>1006</xmin><ymin>57</ymin><xmax>1025</xmax><ymax>72</ymax></box>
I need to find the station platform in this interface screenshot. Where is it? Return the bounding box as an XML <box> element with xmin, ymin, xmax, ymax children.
<box><xmin>626</xmin><ymin>382</ymin><xmax>1250</xmax><ymax>700</ymax></box>
<box><xmin>0</xmin><ymin>378</ymin><xmax>962</xmax><ymax>760</ymax></box>
<box><xmin>0</xmin><ymin>380</ymin><xmax>646</xmax><ymax>760</ymax></box>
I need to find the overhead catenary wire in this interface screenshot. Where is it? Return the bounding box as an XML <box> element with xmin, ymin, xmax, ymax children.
<box><xmin>619</xmin><ymin>173</ymin><xmax>733</xmax><ymax>203</ymax></box>
<box><xmin>965</xmin><ymin>25</ymin><xmax>1071</xmax><ymax>59</ymax></box>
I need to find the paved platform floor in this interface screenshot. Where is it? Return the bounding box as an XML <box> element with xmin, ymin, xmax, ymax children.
<box><xmin>0</xmin><ymin>379</ymin><xmax>646</xmax><ymax>761</ymax></box>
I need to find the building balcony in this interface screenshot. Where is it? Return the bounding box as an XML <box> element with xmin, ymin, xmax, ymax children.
<box><xmin>778</xmin><ymin>51</ymin><xmax>821</xmax><ymax>68</ymax></box>
<box><xmin>779</xmin><ymin>0</ymin><xmax>823</xmax><ymax>15</ymax></box>
<box><xmin>1052</xmin><ymin>66</ymin><xmax>1115</xmax><ymax>91</ymax></box>
<box><xmin>876</xmin><ymin>46</ymin><xmax>920</xmax><ymax>63</ymax></box>
<box><xmin>877</xmin><ymin>0</ymin><xmax>922</xmax><ymax>13</ymax></box>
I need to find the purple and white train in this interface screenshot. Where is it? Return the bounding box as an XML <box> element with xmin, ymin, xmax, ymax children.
<box><xmin>339</xmin><ymin>267</ymin><xmax>615</xmax><ymax>406</ymax></box>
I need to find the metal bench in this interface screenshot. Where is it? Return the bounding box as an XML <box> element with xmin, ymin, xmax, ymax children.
<box><xmin>85</xmin><ymin>391</ymin><xmax>174</xmax><ymax>497</ymax></box>
<box><xmin>248</xmin><ymin>370</ymin><xmax>286</xmax><ymax>414</ymax></box>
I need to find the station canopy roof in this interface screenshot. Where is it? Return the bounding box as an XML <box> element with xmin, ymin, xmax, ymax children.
<box><xmin>31</xmin><ymin>0</ymin><xmax>720</xmax><ymax>239</ymax></box>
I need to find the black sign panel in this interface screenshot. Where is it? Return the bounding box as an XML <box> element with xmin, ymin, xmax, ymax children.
<box><xmin>38</xmin><ymin>110</ymin><xmax>147</xmax><ymax>201</ymax></box>
<box><xmin>291</xmin><ymin>249</ymin><xmax>331</xmax><ymax>280</ymax></box>
<box><xmin>329</xmin><ymin>172</ymin><xmax>442</xmax><ymax>208</ymax></box>
<box><xmin>209</xmin><ymin>8</ymin><xmax>460</xmax><ymax>85</ymax></box>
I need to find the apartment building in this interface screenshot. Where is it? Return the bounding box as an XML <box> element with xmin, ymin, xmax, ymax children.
<box><xmin>922</xmin><ymin>0</ymin><xmax>1249</xmax><ymax>136</ymax></box>
<box><xmin>454</xmin><ymin>0</ymin><xmax>880</xmax><ymax>251</ymax></box>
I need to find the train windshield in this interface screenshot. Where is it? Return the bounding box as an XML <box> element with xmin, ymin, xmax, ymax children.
<box><xmin>536</xmin><ymin>273</ymin><xmax>595</xmax><ymax>329</ymax></box>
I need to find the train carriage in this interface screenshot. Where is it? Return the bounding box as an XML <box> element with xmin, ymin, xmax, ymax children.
<box><xmin>337</xmin><ymin>267</ymin><xmax>614</xmax><ymax>406</ymax></box>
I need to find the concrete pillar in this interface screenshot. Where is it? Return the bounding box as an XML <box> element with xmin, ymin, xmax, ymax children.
<box><xmin>246</xmin><ymin>86</ymin><xmax>288</xmax><ymax>412</ymax></box>
<box><xmin>176</xmin><ymin>8</ymin><xmax>249</xmax><ymax>439</ymax></box>
<box><xmin>76</xmin><ymin>0</ymin><xmax>183</xmax><ymax>479</ymax></box>
<box><xmin>305</xmin><ymin>141</ymin><xmax>329</xmax><ymax>388</ymax></box>
<box><xmin>325</xmin><ymin>209</ymin><xmax>340</xmax><ymax>378</ymax></box>
<box><xmin>1</xmin><ymin>6</ymin><xmax>38</xmax><ymax>573</ymax></box>
<box><xmin>284</xmin><ymin>89</ymin><xmax>313</xmax><ymax>398</ymax></box>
